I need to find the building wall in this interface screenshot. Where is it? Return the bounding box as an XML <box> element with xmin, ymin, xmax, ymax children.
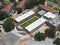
<box><xmin>45</xmin><ymin>21</ymin><xmax>55</xmax><ymax>28</ymax></box>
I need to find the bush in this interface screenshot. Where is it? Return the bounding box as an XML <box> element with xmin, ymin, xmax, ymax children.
<box><xmin>34</xmin><ymin>32</ymin><xmax>46</xmax><ymax>41</ymax></box>
<box><xmin>3</xmin><ymin>18</ymin><xmax>15</xmax><ymax>32</ymax></box>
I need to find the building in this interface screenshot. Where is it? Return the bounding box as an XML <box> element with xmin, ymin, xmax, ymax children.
<box><xmin>38</xmin><ymin>4</ymin><xmax>56</xmax><ymax>14</ymax></box>
<box><xmin>43</xmin><ymin>12</ymin><xmax>56</xmax><ymax>20</ymax></box>
<box><xmin>25</xmin><ymin>17</ymin><xmax>47</xmax><ymax>33</ymax></box>
<box><xmin>46</xmin><ymin>16</ymin><xmax>60</xmax><ymax>31</ymax></box>
<box><xmin>16</xmin><ymin>0</ymin><xmax>27</xmax><ymax>8</ymax></box>
<box><xmin>0</xmin><ymin>2</ymin><xmax>13</xmax><ymax>14</ymax></box>
<box><xmin>15</xmin><ymin>10</ymin><xmax>35</xmax><ymax>22</ymax></box>
<box><xmin>37</xmin><ymin>10</ymin><xmax>46</xmax><ymax>16</ymax></box>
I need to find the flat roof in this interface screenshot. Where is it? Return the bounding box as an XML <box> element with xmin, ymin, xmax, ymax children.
<box><xmin>16</xmin><ymin>0</ymin><xmax>27</xmax><ymax>8</ymax></box>
<box><xmin>15</xmin><ymin>10</ymin><xmax>35</xmax><ymax>22</ymax></box>
<box><xmin>25</xmin><ymin>17</ymin><xmax>47</xmax><ymax>32</ymax></box>
<box><xmin>38</xmin><ymin>10</ymin><xmax>46</xmax><ymax>15</ymax></box>
<box><xmin>38</xmin><ymin>4</ymin><xmax>55</xmax><ymax>13</ymax></box>
<box><xmin>44</xmin><ymin>12</ymin><xmax>56</xmax><ymax>19</ymax></box>
<box><xmin>0</xmin><ymin>3</ymin><xmax>13</xmax><ymax>12</ymax></box>
<box><xmin>49</xmin><ymin>16</ymin><xmax>60</xmax><ymax>26</ymax></box>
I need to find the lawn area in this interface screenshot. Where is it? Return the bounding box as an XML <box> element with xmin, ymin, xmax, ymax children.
<box><xmin>21</xmin><ymin>16</ymin><xmax>39</xmax><ymax>28</ymax></box>
<box><xmin>53</xmin><ymin>7</ymin><xmax>60</xmax><ymax>11</ymax></box>
<box><xmin>47</xmin><ymin>3</ymin><xmax>53</xmax><ymax>7</ymax></box>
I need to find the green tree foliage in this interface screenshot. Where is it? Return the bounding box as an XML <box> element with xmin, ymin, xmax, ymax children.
<box><xmin>3</xmin><ymin>18</ymin><xmax>15</xmax><ymax>32</ymax></box>
<box><xmin>14</xmin><ymin>8</ymin><xmax>22</xmax><ymax>14</ymax></box>
<box><xmin>25</xmin><ymin>0</ymin><xmax>36</xmax><ymax>9</ymax></box>
<box><xmin>10</xmin><ymin>0</ymin><xmax>15</xmax><ymax>2</ymax></box>
<box><xmin>45</xmin><ymin>28</ymin><xmax>56</xmax><ymax>38</ymax></box>
<box><xmin>25</xmin><ymin>0</ymin><xmax>45</xmax><ymax>9</ymax></box>
<box><xmin>38</xmin><ymin>0</ymin><xmax>45</xmax><ymax>4</ymax></box>
<box><xmin>25</xmin><ymin>2</ymin><xmax>34</xmax><ymax>9</ymax></box>
<box><xmin>53</xmin><ymin>38</ymin><xmax>60</xmax><ymax>45</ymax></box>
<box><xmin>59</xmin><ymin>9</ymin><xmax>60</xmax><ymax>15</ymax></box>
<box><xmin>34</xmin><ymin>32</ymin><xmax>46</xmax><ymax>41</ymax></box>
<box><xmin>0</xmin><ymin>13</ymin><xmax>9</xmax><ymax>21</ymax></box>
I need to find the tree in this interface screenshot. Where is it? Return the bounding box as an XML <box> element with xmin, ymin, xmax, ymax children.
<box><xmin>59</xmin><ymin>9</ymin><xmax>60</xmax><ymax>15</ymax></box>
<box><xmin>25</xmin><ymin>0</ymin><xmax>37</xmax><ymax>9</ymax></box>
<box><xmin>10</xmin><ymin>0</ymin><xmax>15</xmax><ymax>2</ymax></box>
<box><xmin>38</xmin><ymin>0</ymin><xmax>45</xmax><ymax>4</ymax></box>
<box><xmin>25</xmin><ymin>3</ymin><xmax>34</xmax><ymax>9</ymax></box>
<box><xmin>45</xmin><ymin>28</ymin><xmax>56</xmax><ymax>38</ymax></box>
<box><xmin>34</xmin><ymin>32</ymin><xmax>46</xmax><ymax>41</ymax></box>
<box><xmin>3</xmin><ymin>18</ymin><xmax>15</xmax><ymax>32</ymax></box>
<box><xmin>14</xmin><ymin>8</ymin><xmax>22</xmax><ymax>14</ymax></box>
<box><xmin>53</xmin><ymin>38</ymin><xmax>60</xmax><ymax>45</ymax></box>
<box><xmin>0</xmin><ymin>13</ymin><xmax>9</xmax><ymax>21</ymax></box>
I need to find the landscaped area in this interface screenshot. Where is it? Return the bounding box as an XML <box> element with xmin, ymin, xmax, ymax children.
<box><xmin>47</xmin><ymin>3</ymin><xmax>53</xmax><ymax>7</ymax></box>
<box><xmin>53</xmin><ymin>7</ymin><xmax>60</xmax><ymax>11</ymax></box>
<box><xmin>21</xmin><ymin>16</ymin><xmax>39</xmax><ymax>28</ymax></box>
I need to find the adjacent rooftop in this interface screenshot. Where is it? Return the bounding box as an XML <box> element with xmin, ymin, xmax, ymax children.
<box><xmin>16</xmin><ymin>0</ymin><xmax>27</xmax><ymax>8</ymax></box>
<box><xmin>49</xmin><ymin>16</ymin><xmax>60</xmax><ymax>26</ymax></box>
<box><xmin>38</xmin><ymin>4</ymin><xmax>55</xmax><ymax>14</ymax></box>
<box><xmin>0</xmin><ymin>2</ymin><xmax>13</xmax><ymax>12</ymax></box>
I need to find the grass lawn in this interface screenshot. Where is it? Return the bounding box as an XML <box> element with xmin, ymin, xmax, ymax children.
<box><xmin>47</xmin><ymin>3</ymin><xmax>53</xmax><ymax>7</ymax></box>
<box><xmin>53</xmin><ymin>7</ymin><xmax>60</xmax><ymax>11</ymax></box>
<box><xmin>21</xmin><ymin>16</ymin><xmax>39</xmax><ymax>28</ymax></box>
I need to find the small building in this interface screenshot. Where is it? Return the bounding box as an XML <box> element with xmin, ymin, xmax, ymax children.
<box><xmin>38</xmin><ymin>4</ymin><xmax>56</xmax><ymax>14</ymax></box>
<box><xmin>0</xmin><ymin>2</ymin><xmax>13</xmax><ymax>14</ymax></box>
<box><xmin>37</xmin><ymin>10</ymin><xmax>46</xmax><ymax>16</ymax></box>
<box><xmin>43</xmin><ymin>12</ymin><xmax>56</xmax><ymax>20</ymax></box>
<box><xmin>16</xmin><ymin>0</ymin><xmax>27</xmax><ymax>8</ymax></box>
<box><xmin>25</xmin><ymin>17</ymin><xmax>47</xmax><ymax>33</ymax></box>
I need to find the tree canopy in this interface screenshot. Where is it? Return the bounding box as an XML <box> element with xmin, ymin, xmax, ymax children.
<box><xmin>53</xmin><ymin>38</ymin><xmax>60</xmax><ymax>45</ymax></box>
<box><xmin>3</xmin><ymin>18</ymin><xmax>15</xmax><ymax>32</ymax></box>
<box><xmin>14</xmin><ymin>8</ymin><xmax>22</xmax><ymax>14</ymax></box>
<box><xmin>10</xmin><ymin>0</ymin><xmax>15</xmax><ymax>2</ymax></box>
<box><xmin>38</xmin><ymin>0</ymin><xmax>45</xmax><ymax>4</ymax></box>
<box><xmin>34</xmin><ymin>32</ymin><xmax>46</xmax><ymax>41</ymax></box>
<box><xmin>59</xmin><ymin>9</ymin><xmax>60</xmax><ymax>15</ymax></box>
<box><xmin>45</xmin><ymin>27</ymin><xmax>56</xmax><ymax>38</ymax></box>
<box><xmin>0</xmin><ymin>13</ymin><xmax>9</xmax><ymax>21</ymax></box>
<box><xmin>25</xmin><ymin>0</ymin><xmax>45</xmax><ymax>9</ymax></box>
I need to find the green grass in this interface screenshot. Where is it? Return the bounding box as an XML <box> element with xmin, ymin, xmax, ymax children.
<box><xmin>21</xmin><ymin>16</ymin><xmax>39</xmax><ymax>28</ymax></box>
<box><xmin>53</xmin><ymin>7</ymin><xmax>60</xmax><ymax>11</ymax></box>
<box><xmin>47</xmin><ymin>3</ymin><xmax>53</xmax><ymax>7</ymax></box>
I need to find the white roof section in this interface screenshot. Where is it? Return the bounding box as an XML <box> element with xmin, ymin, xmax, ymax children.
<box><xmin>25</xmin><ymin>17</ymin><xmax>47</xmax><ymax>32</ymax></box>
<box><xmin>38</xmin><ymin>10</ymin><xmax>46</xmax><ymax>15</ymax></box>
<box><xmin>15</xmin><ymin>10</ymin><xmax>35</xmax><ymax>22</ymax></box>
<box><xmin>44</xmin><ymin>12</ymin><xmax>56</xmax><ymax>19</ymax></box>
